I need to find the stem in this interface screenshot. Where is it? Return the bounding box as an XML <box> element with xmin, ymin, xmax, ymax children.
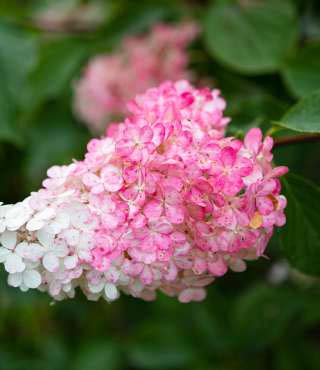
<box><xmin>274</xmin><ymin>133</ymin><xmax>320</xmax><ymax>147</ymax></box>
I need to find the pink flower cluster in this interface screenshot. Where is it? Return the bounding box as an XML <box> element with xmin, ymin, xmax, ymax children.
<box><xmin>0</xmin><ymin>81</ymin><xmax>287</xmax><ymax>303</ymax></box>
<box><xmin>74</xmin><ymin>22</ymin><xmax>199</xmax><ymax>133</ymax></box>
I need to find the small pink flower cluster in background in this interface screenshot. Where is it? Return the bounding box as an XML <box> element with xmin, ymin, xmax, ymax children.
<box><xmin>0</xmin><ymin>81</ymin><xmax>288</xmax><ymax>303</ymax></box>
<box><xmin>74</xmin><ymin>22</ymin><xmax>199</xmax><ymax>133</ymax></box>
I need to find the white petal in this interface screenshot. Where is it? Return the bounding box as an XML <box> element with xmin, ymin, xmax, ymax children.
<box><xmin>5</xmin><ymin>203</ymin><xmax>32</xmax><ymax>230</ymax></box>
<box><xmin>23</xmin><ymin>269</ymin><xmax>42</xmax><ymax>289</ymax></box>
<box><xmin>0</xmin><ymin>204</ymin><xmax>12</xmax><ymax>217</ymax></box>
<box><xmin>88</xmin><ymin>280</ymin><xmax>105</xmax><ymax>293</ymax></box>
<box><xmin>49</xmin><ymin>280</ymin><xmax>61</xmax><ymax>296</ymax></box>
<box><xmin>104</xmin><ymin>283</ymin><xmax>119</xmax><ymax>301</ymax></box>
<box><xmin>0</xmin><ymin>231</ymin><xmax>17</xmax><ymax>250</ymax></box>
<box><xmin>43</xmin><ymin>252</ymin><xmax>59</xmax><ymax>272</ymax></box>
<box><xmin>105</xmin><ymin>267</ymin><xmax>120</xmax><ymax>283</ymax></box>
<box><xmin>20</xmin><ymin>284</ymin><xmax>29</xmax><ymax>292</ymax></box>
<box><xmin>0</xmin><ymin>247</ymin><xmax>10</xmax><ymax>262</ymax></box>
<box><xmin>71</xmin><ymin>210</ymin><xmax>89</xmax><ymax>230</ymax></box>
<box><xmin>55</xmin><ymin>212</ymin><xmax>70</xmax><ymax>229</ymax></box>
<box><xmin>53</xmin><ymin>240</ymin><xmax>69</xmax><ymax>258</ymax></box>
<box><xmin>16</xmin><ymin>242</ymin><xmax>44</xmax><ymax>261</ymax></box>
<box><xmin>62</xmin><ymin>283</ymin><xmax>72</xmax><ymax>293</ymax></box>
<box><xmin>62</xmin><ymin>229</ymin><xmax>80</xmax><ymax>246</ymax></box>
<box><xmin>15</xmin><ymin>242</ymin><xmax>29</xmax><ymax>257</ymax></box>
<box><xmin>37</xmin><ymin>227</ymin><xmax>55</xmax><ymax>248</ymax></box>
<box><xmin>78</xmin><ymin>249</ymin><xmax>91</xmax><ymax>261</ymax></box>
<box><xmin>78</xmin><ymin>233</ymin><xmax>94</xmax><ymax>250</ymax></box>
<box><xmin>26</xmin><ymin>218</ymin><xmax>46</xmax><ymax>231</ymax></box>
<box><xmin>35</xmin><ymin>207</ymin><xmax>55</xmax><ymax>221</ymax></box>
<box><xmin>4</xmin><ymin>253</ymin><xmax>25</xmax><ymax>273</ymax></box>
<box><xmin>8</xmin><ymin>272</ymin><xmax>23</xmax><ymax>287</ymax></box>
<box><xmin>229</xmin><ymin>258</ymin><xmax>247</xmax><ymax>272</ymax></box>
<box><xmin>29</xmin><ymin>243</ymin><xmax>45</xmax><ymax>260</ymax></box>
<box><xmin>64</xmin><ymin>255</ymin><xmax>78</xmax><ymax>270</ymax></box>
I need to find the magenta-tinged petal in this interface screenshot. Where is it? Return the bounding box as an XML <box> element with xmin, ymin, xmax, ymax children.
<box><xmin>143</xmin><ymin>200</ymin><xmax>163</xmax><ymax>221</ymax></box>
<box><xmin>193</xmin><ymin>258</ymin><xmax>207</xmax><ymax>274</ymax></box>
<box><xmin>178</xmin><ymin>288</ymin><xmax>206</xmax><ymax>303</ymax></box>
<box><xmin>116</xmin><ymin>139</ymin><xmax>135</xmax><ymax>157</ymax></box>
<box><xmin>152</xmin><ymin>123</ymin><xmax>165</xmax><ymax>146</ymax></box>
<box><xmin>101</xmin><ymin>165</ymin><xmax>124</xmax><ymax>192</ymax></box>
<box><xmin>165</xmin><ymin>204</ymin><xmax>184</xmax><ymax>224</ymax></box>
<box><xmin>256</xmin><ymin>196</ymin><xmax>274</xmax><ymax>215</ymax></box>
<box><xmin>170</xmin><ymin>231</ymin><xmax>186</xmax><ymax>243</ymax></box>
<box><xmin>268</xmin><ymin>166</ymin><xmax>289</xmax><ymax>179</ymax></box>
<box><xmin>208</xmin><ymin>258</ymin><xmax>228</xmax><ymax>277</ymax></box>
<box><xmin>140</xmin><ymin>125</ymin><xmax>154</xmax><ymax>143</ymax></box>
<box><xmin>152</xmin><ymin>218</ymin><xmax>174</xmax><ymax>234</ymax></box>
<box><xmin>244</xmin><ymin>128</ymin><xmax>262</xmax><ymax>154</ymax></box>
<box><xmin>130</xmin><ymin>214</ymin><xmax>147</xmax><ymax>229</ymax></box>
<box><xmin>82</xmin><ymin>173</ymin><xmax>100</xmax><ymax>188</ymax></box>
<box><xmin>224</xmin><ymin>175</ymin><xmax>243</xmax><ymax>196</ymax></box>
<box><xmin>140</xmin><ymin>266</ymin><xmax>153</xmax><ymax>285</ymax></box>
<box><xmin>123</xmin><ymin>164</ymin><xmax>139</xmax><ymax>184</ymax></box>
<box><xmin>221</xmin><ymin>146</ymin><xmax>236</xmax><ymax>167</ymax></box>
<box><xmin>235</xmin><ymin>157</ymin><xmax>253</xmax><ymax>177</ymax></box>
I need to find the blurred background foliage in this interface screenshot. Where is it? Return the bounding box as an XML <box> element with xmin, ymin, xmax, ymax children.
<box><xmin>0</xmin><ymin>0</ymin><xmax>320</xmax><ymax>369</ymax></box>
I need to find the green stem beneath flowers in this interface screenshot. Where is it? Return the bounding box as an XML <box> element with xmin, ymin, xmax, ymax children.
<box><xmin>274</xmin><ymin>133</ymin><xmax>320</xmax><ymax>147</ymax></box>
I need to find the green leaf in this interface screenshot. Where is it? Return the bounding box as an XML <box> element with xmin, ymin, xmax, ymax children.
<box><xmin>0</xmin><ymin>70</ymin><xmax>20</xmax><ymax>144</ymax></box>
<box><xmin>0</xmin><ymin>21</ymin><xmax>37</xmax><ymax>105</ymax></box>
<box><xmin>128</xmin><ymin>344</ymin><xmax>193</xmax><ymax>370</ymax></box>
<box><xmin>26</xmin><ymin>38</ymin><xmax>89</xmax><ymax>110</ymax></box>
<box><xmin>127</xmin><ymin>323</ymin><xmax>195</xmax><ymax>369</ymax></box>
<box><xmin>280</xmin><ymin>174</ymin><xmax>320</xmax><ymax>275</ymax></box>
<box><xmin>282</xmin><ymin>43</ymin><xmax>320</xmax><ymax>98</ymax></box>
<box><xmin>232</xmin><ymin>284</ymin><xmax>304</xmax><ymax>350</ymax></box>
<box><xmin>23</xmin><ymin>104</ymin><xmax>89</xmax><ymax>191</ymax></box>
<box><xmin>73</xmin><ymin>341</ymin><xmax>121</xmax><ymax>370</ymax></box>
<box><xmin>0</xmin><ymin>21</ymin><xmax>37</xmax><ymax>144</ymax></box>
<box><xmin>277</xmin><ymin>90</ymin><xmax>320</xmax><ymax>133</ymax></box>
<box><xmin>204</xmin><ymin>0</ymin><xmax>298</xmax><ymax>74</ymax></box>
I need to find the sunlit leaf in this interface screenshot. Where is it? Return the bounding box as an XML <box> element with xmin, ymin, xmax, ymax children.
<box><xmin>204</xmin><ymin>0</ymin><xmax>298</xmax><ymax>74</ymax></box>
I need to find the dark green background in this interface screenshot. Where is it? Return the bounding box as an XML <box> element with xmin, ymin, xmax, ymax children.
<box><xmin>0</xmin><ymin>1</ymin><xmax>320</xmax><ymax>369</ymax></box>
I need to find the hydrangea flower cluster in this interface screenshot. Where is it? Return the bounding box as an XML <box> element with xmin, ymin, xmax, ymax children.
<box><xmin>74</xmin><ymin>22</ymin><xmax>199</xmax><ymax>133</ymax></box>
<box><xmin>0</xmin><ymin>81</ymin><xmax>288</xmax><ymax>303</ymax></box>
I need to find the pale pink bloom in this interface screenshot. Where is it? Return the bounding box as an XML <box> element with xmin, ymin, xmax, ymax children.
<box><xmin>74</xmin><ymin>22</ymin><xmax>199</xmax><ymax>133</ymax></box>
<box><xmin>0</xmin><ymin>81</ymin><xmax>287</xmax><ymax>303</ymax></box>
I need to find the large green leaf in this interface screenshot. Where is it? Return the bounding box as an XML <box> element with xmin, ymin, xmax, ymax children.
<box><xmin>0</xmin><ymin>69</ymin><xmax>20</xmax><ymax>144</ymax></box>
<box><xmin>204</xmin><ymin>0</ymin><xmax>298</xmax><ymax>74</ymax></box>
<box><xmin>232</xmin><ymin>284</ymin><xmax>305</xmax><ymax>350</ymax></box>
<box><xmin>26</xmin><ymin>38</ymin><xmax>89</xmax><ymax>110</ymax></box>
<box><xmin>23</xmin><ymin>104</ymin><xmax>89</xmax><ymax>191</ymax></box>
<box><xmin>0</xmin><ymin>21</ymin><xmax>37</xmax><ymax>144</ymax></box>
<box><xmin>127</xmin><ymin>323</ymin><xmax>195</xmax><ymax>369</ymax></box>
<box><xmin>282</xmin><ymin>43</ymin><xmax>320</xmax><ymax>98</ymax></box>
<box><xmin>0</xmin><ymin>21</ymin><xmax>37</xmax><ymax>104</ymax></box>
<box><xmin>281</xmin><ymin>174</ymin><xmax>320</xmax><ymax>275</ymax></box>
<box><xmin>73</xmin><ymin>341</ymin><xmax>121</xmax><ymax>370</ymax></box>
<box><xmin>277</xmin><ymin>90</ymin><xmax>320</xmax><ymax>133</ymax></box>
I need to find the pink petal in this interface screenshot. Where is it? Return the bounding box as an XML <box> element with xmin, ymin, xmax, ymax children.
<box><xmin>152</xmin><ymin>123</ymin><xmax>165</xmax><ymax>146</ymax></box>
<box><xmin>244</xmin><ymin>128</ymin><xmax>262</xmax><ymax>154</ymax></box>
<box><xmin>178</xmin><ymin>288</ymin><xmax>206</xmax><ymax>303</ymax></box>
<box><xmin>256</xmin><ymin>196</ymin><xmax>274</xmax><ymax>215</ymax></box>
<box><xmin>165</xmin><ymin>204</ymin><xmax>185</xmax><ymax>224</ymax></box>
<box><xmin>208</xmin><ymin>257</ymin><xmax>228</xmax><ymax>276</ymax></box>
<box><xmin>101</xmin><ymin>165</ymin><xmax>123</xmax><ymax>192</ymax></box>
<box><xmin>82</xmin><ymin>173</ymin><xmax>100</xmax><ymax>187</ymax></box>
<box><xmin>143</xmin><ymin>200</ymin><xmax>163</xmax><ymax>221</ymax></box>
<box><xmin>221</xmin><ymin>147</ymin><xmax>236</xmax><ymax>167</ymax></box>
<box><xmin>152</xmin><ymin>218</ymin><xmax>173</xmax><ymax>234</ymax></box>
<box><xmin>140</xmin><ymin>126</ymin><xmax>153</xmax><ymax>143</ymax></box>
